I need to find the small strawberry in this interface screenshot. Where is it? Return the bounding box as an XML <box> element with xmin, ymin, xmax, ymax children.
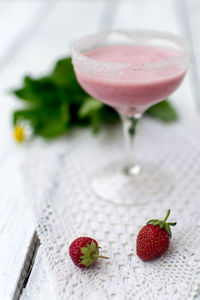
<box><xmin>136</xmin><ymin>209</ymin><xmax>176</xmax><ymax>261</ymax></box>
<box><xmin>69</xmin><ymin>237</ymin><xmax>108</xmax><ymax>268</ymax></box>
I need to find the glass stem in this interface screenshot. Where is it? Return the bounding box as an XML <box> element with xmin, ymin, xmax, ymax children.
<box><xmin>121</xmin><ymin>114</ymin><xmax>142</xmax><ymax>175</ymax></box>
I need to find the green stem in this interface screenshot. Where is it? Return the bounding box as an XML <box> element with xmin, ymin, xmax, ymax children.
<box><xmin>168</xmin><ymin>222</ymin><xmax>177</xmax><ymax>226</ymax></box>
<box><xmin>97</xmin><ymin>255</ymin><xmax>109</xmax><ymax>259</ymax></box>
<box><xmin>163</xmin><ymin>209</ymin><xmax>170</xmax><ymax>223</ymax></box>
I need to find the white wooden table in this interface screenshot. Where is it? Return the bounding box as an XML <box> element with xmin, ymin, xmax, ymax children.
<box><xmin>0</xmin><ymin>1</ymin><xmax>200</xmax><ymax>299</ymax></box>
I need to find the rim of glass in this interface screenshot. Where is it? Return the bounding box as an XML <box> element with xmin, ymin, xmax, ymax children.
<box><xmin>72</xmin><ymin>29</ymin><xmax>191</xmax><ymax>71</ymax></box>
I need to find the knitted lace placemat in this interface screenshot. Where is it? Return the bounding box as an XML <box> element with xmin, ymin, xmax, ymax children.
<box><xmin>25</xmin><ymin>119</ymin><xmax>200</xmax><ymax>300</ymax></box>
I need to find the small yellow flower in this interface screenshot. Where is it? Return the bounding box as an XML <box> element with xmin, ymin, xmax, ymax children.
<box><xmin>13</xmin><ymin>120</ymin><xmax>33</xmax><ymax>143</ymax></box>
<box><xmin>14</xmin><ymin>126</ymin><xmax>25</xmax><ymax>143</ymax></box>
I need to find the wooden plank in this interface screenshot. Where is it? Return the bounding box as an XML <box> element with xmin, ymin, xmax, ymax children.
<box><xmin>0</xmin><ymin>154</ymin><xmax>35</xmax><ymax>300</ymax></box>
<box><xmin>0</xmin><ymin>1</ymin><xmax>56</xmax><ymax>73</ymax></box>
<box><xmin>0</xmin><ymin>1</ymin><xmax>13</xmax><ymax>18</ymax></box>
<box><xmin>4</xmin><ymin>0</ymin><xmax>113</xmax><ymax>74</ymax></box>
<box><xmin>0</xmin><ymin>1</ymin><xmax>41</xmax><ymax>64</ymax></box>
<box><xmin>112</xmin><ymin>0</ymin><xmax>181</xmax><ymax>33</ymax></box>
<box><xmin>20</xmin><ymin>247</ymin><xmax>56</xmax><ymax>300</ymax></box>
<box><xmin>181</xmin><ymin>0</ymin><xmax>200</xmax><ymax>112</ymax></box>
<box><xmin>0</xmin><ymin>2</ymin><xmax>56</xmax><ymax>300</ymax></box>
<box><xmin>12</xmin><ymin>232</ymin><xmax>40</xmax><ymax>300</ymax></box>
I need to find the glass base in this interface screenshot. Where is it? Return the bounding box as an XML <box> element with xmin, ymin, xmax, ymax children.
<box><xmin>92</xmin><ymin>161</ymin><xmax>174</xmax><ymax>205</ymax></box>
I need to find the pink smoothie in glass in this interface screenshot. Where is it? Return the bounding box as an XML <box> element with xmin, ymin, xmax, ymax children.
<box><xmin>75</xmin><ymin>45</ymin><xmax>186</xmax><ymax>116</ymax></box>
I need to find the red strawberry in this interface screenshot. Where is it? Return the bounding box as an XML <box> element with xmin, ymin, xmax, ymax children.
<box><xmin>136</xmin><ymin>209</ymin><xmax>176</xmax><ymax>261</ymax></box>
<box><xmin>69</xmin><ymin>237</ymin><xmax>108</xmax><ymax>268</ymax></box>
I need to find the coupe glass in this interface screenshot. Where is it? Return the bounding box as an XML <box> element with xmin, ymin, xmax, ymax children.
<box><xmin>72</xmin><ymin>30</ymin><xmax>190</xmax><ymax>205</ymax></box>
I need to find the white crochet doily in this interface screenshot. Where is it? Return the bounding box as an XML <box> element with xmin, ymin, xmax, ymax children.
<box><xmin>25</xmin><ymin>119</ymin><xmax>200</xmax><ymax>300</ymax></box>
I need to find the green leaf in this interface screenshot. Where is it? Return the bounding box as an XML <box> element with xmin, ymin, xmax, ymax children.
<box><xmin>38</xmin><ymin>119</ymin><xmax>67</xmax><ymax>138</ymax></box>
<box><xmin>13</xmin><ymin>76</ymin><xmax>42</xmax><ymax>102</ymax></box>
<box><xmin>51</xmin><ymin>57</ymin><xmax>87</xmax><ymax>104</ymax></box>
<box><xmin>145</xmin><ymin>100</ymin><xmax>178</xmax><ymax>123</ymax></box>
<box><xmin>78</xmin><ymin>97</ymin><xmax>104</xmax><ymax>118</ymax></box>
<box><xmin>51</xmin><ymin>57</ymin><xmax>76</xmax><ymax>88</ymax></box>
<box><xmin>13</xmin><ymin>105</ymin><xmax>70</xmax><ymax>138</ymax></box>
<box><xmin>90</xmin><ymin>240</ymin><xmax>97</xmax><ymax>249</ymax></box>
<box><xmin>165</xmin><ymin>223</ymin><xmax>172</xmax><ymax>238</ymax></box>
<box><xmin>86</xmin><ymin>242</ymin><xmax>92</xmax><ymax>250</ymax></box>
<box><xmin>146</xmin><ymin>219</ymin><xmax>158</xmax><ymax>225</ymax></box>
<box><xmin>13</xmin><ymin>108</ymin><xmax>42</xmax><ymax>129</ymax></box>
<box><xmin>153</xmin><ymin>220</ymin><xmax>161</xmax><ymax>226</ymax></box>
<box><xmin>81</xmin><ymin>259</ymin><xmax>93</xmax><ymax>266</ymax></box>
<box><xmin>78</xmin><ymin>98</ymin><xmax>107</xmax><ymax>133</ymax></box>
<box><xmin>13</xmin><ymin>87</ymin><xmax>33</xmax><ymax>102</ymax></box>
<box><xmin>81</xmin><ymin>247</ymin><xmax>89</xmax><ymax>255</ymax></box>
<box><xmin>13</xmin><ymin>76</ymin><xmax>66</xmax><ymax>107</ymax></box>
<box><xmin>98</xmin><ymin>106</ymin><xmax>119</xmax><ymax>123</ymax></box>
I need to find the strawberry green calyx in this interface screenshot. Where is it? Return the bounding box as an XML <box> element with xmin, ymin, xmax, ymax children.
<box><xmin>80</xmin><ymin>241</ymin><xmax>108</xmax><ymax>267</ymax></box>
<box><xmin>146</xmin><ymin>209</ymin><xmax>176</xmax><ymax>238</ymax></box>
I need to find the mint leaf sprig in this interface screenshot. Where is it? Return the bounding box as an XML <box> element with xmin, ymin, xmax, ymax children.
<box><xmin>12</xmin><ymin>57</ymin><xmax>178</xmax><ymax>139</ymax></box>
